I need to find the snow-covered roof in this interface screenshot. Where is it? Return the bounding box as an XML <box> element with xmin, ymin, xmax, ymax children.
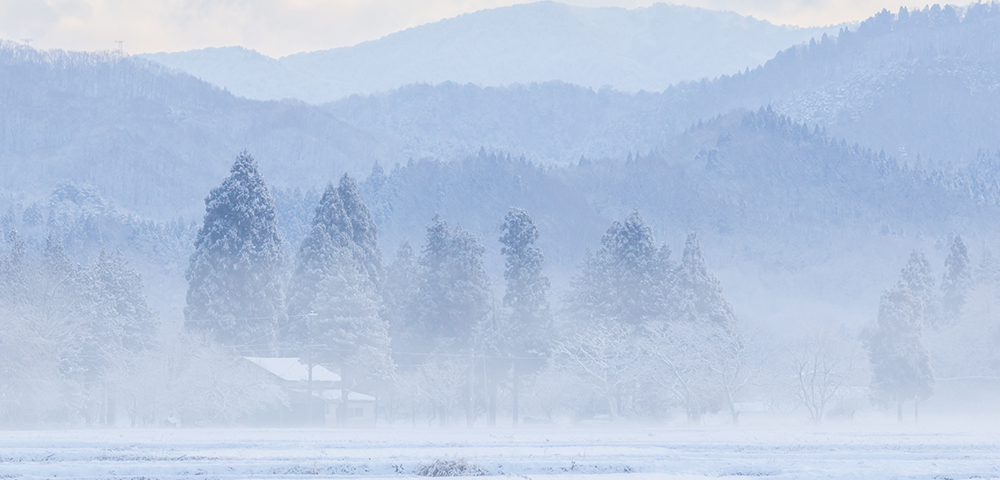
<box><xmin>244</xmin><ymin>357</ymin><xmax>341</xmax><ymax>382</ymax></box>
<box><xmin>317</xmin><ymin>389</ymin><xmax>376</xmax><ymax>403</ymax></box>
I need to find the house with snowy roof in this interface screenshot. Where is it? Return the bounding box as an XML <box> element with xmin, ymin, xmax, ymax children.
<box><xmin>243</xmin><ymin>357</ymin><xmax>376</xmax><ymax>427</ymax></box>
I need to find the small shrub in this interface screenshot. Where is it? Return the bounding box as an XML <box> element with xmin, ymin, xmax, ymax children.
<box><xmin>416</xmin><ymin>459</ymin><xmax>489</xmax><ymax>477</ymax></box>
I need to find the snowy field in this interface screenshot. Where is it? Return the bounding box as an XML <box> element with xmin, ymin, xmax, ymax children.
<box><xmin>3</xmin><ymin>421</ymin><xmax>1000</xmax><ymax>479</ymax></box>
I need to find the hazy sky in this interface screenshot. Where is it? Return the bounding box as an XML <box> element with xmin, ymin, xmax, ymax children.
<box><xmin>0</xmin><ymin>0</ymin><xmax>928</xmax><ymax>57</ymax></box>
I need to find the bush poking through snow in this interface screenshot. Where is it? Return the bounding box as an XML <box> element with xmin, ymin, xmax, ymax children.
<box><xmin>416</xmin><ymin>459</ymin><xmax>489</xmax><ymax>476</ymax></box>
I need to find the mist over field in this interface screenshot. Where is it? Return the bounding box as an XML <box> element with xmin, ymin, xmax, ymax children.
<box><xmin>3</xmin><ymin>2</ymin><xmax>1000</xmax><ymax>479</ymax></box>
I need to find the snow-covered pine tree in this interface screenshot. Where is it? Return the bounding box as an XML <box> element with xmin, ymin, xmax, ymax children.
<box><xmin>940</xmin><ymin>235</ymin><xmax>971</xmax><ymax>325</ymax></box>
<box><xmin>413</xmin><ymin>214</ymin><xmax>491</xmax><ymax>426</ymax></box>
<box><xmin>677</xmin><ymin>232</ymin><xmax>737</xmax><ymax>327</ymax></box>
<box><xmin>385</xmin><ymin>241</ymin><xmax>420</xmax><ymax>352</ymax></box>
<box><xmin>184</xmin><ymin>151</ymin><xmax>286</xmax><ymax>353</ymax></box>
<box><xmin>444</xmin><ymin>229</ymin><xmax>492</xmax><ymax>351</ymax></box>
<box><xmin>415</xmin><ymin>214</ymin><xmax>491</xmax><ymax>353</ymax></box>
<box><xmin>337</xmin><ymin>174</ymin><xmax>384</xmax><ymax>290</ymax></box>
<box><xmin>285</xmin><ymin>173</ymin><xmax>386</xmax><ymax>343</ymax></box>
<box><xmin>83</xmin><ymin>250</ymin><xmax>157</xmax><ymax>363</ymax></box>
<box><xmin>310</xmin><ymin>249</ymin><xmax>393</xmax><ymax>421</ymax></box>
<box><xmin>0</xmin><ymin>229</ymin><xmax>28</xmax><ymax>306</ymax></box>
<box><xmin>497</xmin><ymin>207</ymin><xmax>552</xmax><ymax>426</ymax></box>
<box><xmin>898</xmin><ymin>250</ymin><xmax>937</xmax><ymax>326</ymax></box>
<box><xmin>286</xmin><ymin>174</ymin><xmax>391</xmax><ymax>421</ymax></box>
<box><xmin>286</xmin><ymin>182</ymin><xmax>350</xmax><ymax>344</ymax></box>
<box><xmin>868</xmin><ymin>251</ymin><xmax>935</xmax><ymax>421</ymax></box>
<box><xmin>500</xmin><ymin>207</ymin><xmax>551</xmax><ymax>333</ymax></box>
<box><xmin>80</xmin><ymin>249</ymin><xmax>157</xmax><ymax>426</ymax></box>
<box><xmin>975</xmin><ymin>248</ymin><xmax>1000</xmax><ymax>287</ymax></box>
<box><xmin>568</xmin><ymin>211</ymin><xmax>673</xmax><ymax>327</ymax></box>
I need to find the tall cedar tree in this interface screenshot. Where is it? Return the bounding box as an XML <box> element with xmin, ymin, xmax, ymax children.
<box><xmin>497</xmin><ymin>207</ymin><xmax>552</xmax><ymax>426</ymax></box>
<box><xmin>569</xmin><ymin>210</ymin><xmax>673</xmax><ymax>327</ymax></box>
<box><xmin>384</xmin><ymin>241</ymin><xmax>420</xmax><ymax>352</ymax></box>
<box><xmin>185</xmin><ymin>151</ymin><xmax>286</xmax><ymax>352</ymax></box>
<box><xmin>678</xmin><ymin>232</ymin><xmax>737</xmax><ymax>327</ymax></box>
<box><xmin>941</xmin><ymin>235</ymin><xmax>971</xmax><ymax>325</ymax></box>
<box><xmin>82</xmin><ymin>250</ymin><xmax>157</xmax><ymax>376</ymax></box>
<box><xmin>868</xmin><ymin>250</ymin><xmax>934</xmax><ymax>421</ymax></box>
<box><xmin>286</xmin><ymin>174</ymin><xmax>391</xmax><ymax>402</ymax></box>
<box><xmin>416</xmin><ymin>214</ymin><xmax>491</xmax><ymax>353</ymax></box>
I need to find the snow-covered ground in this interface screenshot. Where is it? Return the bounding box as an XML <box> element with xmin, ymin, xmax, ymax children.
<box><xmin>3</xmin><ymin>422</ymin><xmax>1000</xmax><ymax>479</ymax></box>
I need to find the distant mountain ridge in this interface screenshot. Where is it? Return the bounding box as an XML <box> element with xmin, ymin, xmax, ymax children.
<box><xmin>346</xmin><ymin>107</ymin><xmax>1000</xmax><ymax>328</ymax></box>
<box><xmin>140</xmin><ymin>2</ymin><xmax>841</xmax><ymax>103</ymax></box>
<box><xmin>329</xmin><ymin>3</ymin><xmax>1000</xmax><ymax>167</ymax></box>
<box><xmin>0</xmin><ymin>41</ymin><xmax>398</xmax><ymax>220</ymax></box>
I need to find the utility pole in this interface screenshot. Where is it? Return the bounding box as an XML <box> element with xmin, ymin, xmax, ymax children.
<box><xmin>115</xmin><ymin>41</ymin><xmax>124</xmax><ymax>56</ymax></box>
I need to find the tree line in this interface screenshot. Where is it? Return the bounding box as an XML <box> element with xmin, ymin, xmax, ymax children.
<box><xmin>179</xmin><ymin>151</ymin><xmax>755</xmax><ymax>426</ymax></box>
<box><xmin>3</xmin><ymin>150</ymin><xmax>997</xmax><ymax>427</ymax></box>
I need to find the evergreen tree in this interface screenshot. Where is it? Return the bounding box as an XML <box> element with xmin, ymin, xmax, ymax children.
<box><xmin>940</xmin><ymin>235</ymin><xmax>971</xmax><ymax>324</ymax></box>
<box><xmin>184</xmin><ymin>151</ymin><xmax>286</xmax><ymax>352</ymax></box>
<box><xmin>677</xmin><ymin>232</ymin><xmax>737</xmax><ymax>327</ymax></box>
<box><xmin>337</xmin><ymin>174</ymin><xmax>384</xmax><ymax>289</ymax></box>
<box><xmin>286</xmin><ymin>182</ymin><xmax>351</xmax><ymax>342</ymax></box>
<box><xmin>411</xmin><ymin>214</ymin><xmax>491</xmax><ymax>426</ymax></box>
<box><xmin>500</xmin><ymin>207</ymin><xmax>551</xmax><ymax>333</ymax></box>
<box><xmin>83</xmin><ymin>250</ymin><xmax>157</xmax><ymax>362</ymax></box>
<box><xmin>80</xmin><ymin>249</ymin><xmax>157</xmax><ymax>426</ymax></box>
<box><xmin>1</xmin><ymin>229</ymin><xmax>28</xmax><ymax>307</ymax></box>
<box><xmin>868</xmin><ymin>251</ymin><xmax>934</xmax><ymax>421</ymax></box>
<box><xmin>568</xmin><ymin>211</ymin><xmax>673</xmax><ymax>327</ymax></box>
<box><xmin>497</xmin><ymin>207</ymin><xmax>552</xmax><ymax>426</ymax></box>
<box><xmin>285</xmin><ymin>174</ymin><xmax>391</xmax><ymax>423</ymax></box>
<box><xmin>310</xmin><ymin>250</ymin><xmax>393</xmax><ymax>420</ymax></box>
<box><xmin>384</xmin><ymin>241</ymin><xmax>420</xmax><ymax>351</ymax></box>
<box><xmin>415</xmin><ymin>214</ymin><xmax>491</xmax><ymax>353</ymax></box>
<box><xmin>40</xmin><ymin>236</ymin><xmax>86</xmax><ymax>371</ymax></box>
<box><xmin>899</xmin><ymin>250</ymin><xmax>938</xmax><ymax>326</ymax></box>
<box><xmin>975</xmin><ymin>248</ymin><xmax>1000</xmax><ymax>287</ymax></box>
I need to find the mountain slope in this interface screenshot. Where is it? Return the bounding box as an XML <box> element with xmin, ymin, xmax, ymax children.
<box><xmin>141</xmin><ymin>2</ymin><xmax>839</xmax><ymax>103</ymax></box>
<box><xmin>329</xmin><ymin>4</ymin><xmax>1000</xmax><ymax>167</ymax></box>
<box><xmin>351</xmin><ymin>108</ymin><xmax>1000</xmax><ymax>329</ymax></box>
<box><xmin>0</xmin><ymin>42</ymin><xmax>399</xmax><ymax>220</ymax></box>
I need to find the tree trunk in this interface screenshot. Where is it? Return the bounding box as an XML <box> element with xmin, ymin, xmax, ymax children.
<box><xmin>466</xmin><ymin>351</ymin><xmax>475</xmax><ymax>428</ymax></box>
<box><xmin>99</xmin><ymin>384</ymin><xmax>107</xmax><ymax>426</ymax></box>
<box><xmin>686</xmin><ymin>398</ymin><xmax>701</xmax><ymax>424</ymax></box>
<box><xmin>488</xmin><ymin>375</ymin><xmax>497</xmax><ymax>428</ymax></box>
<box><xmin>106</xmin><ymin>385</ymin><xmax>116</xmax><ymax>428</ymax></box>
<box><xmin>340</xmin><ymin>361</ymin><xmax>350</xmax><ymax>428</ymax></box>
<box><xmin>687</xmin><ymin>409</ymin><xmax>701</xmax><ymax>424</ymax></box>
<box><xmin>512</xmin><ymin>362</ymin><xmax>520</xmax><ymax>427</ymax></box>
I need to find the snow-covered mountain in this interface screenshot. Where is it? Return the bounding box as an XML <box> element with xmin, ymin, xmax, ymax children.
<box><xmin>4</xmin><ymin>4</ymin><xmax>1000</xmax><ymax>332</ymax></box>
<box><xmin>0</xmin><ymin>42</ymin><xmax>398</xmax><ymax>220</ymax></box>
<box><xmin>343</xmin><ymin>107</ymin><xmax>1000</xmax><ymax>331</ymax></box>
<box><xmin>140</xmin><ymin>2</ymin><xmax>841</xmax><ymax>104</ymax></box>
<box><xmin>330</xmin><ymin>4</ymin><xmax>1000</xmax><ymax>167</ymax></box>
